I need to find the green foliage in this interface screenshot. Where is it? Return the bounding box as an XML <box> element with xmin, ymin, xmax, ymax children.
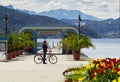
<box><xmin>63</xmin><ymin>58</ymin><xmax>120</xmax><ymax>82</ymax></box>
<box><xmin>7</xmin><ymin>33</ymin><xmax>36</xmax><ymax>51</ymax></box>
<box><xmin>60</xmin><ymin>33</ymin><xmax>95</xmax><ymax>53</ymax></box>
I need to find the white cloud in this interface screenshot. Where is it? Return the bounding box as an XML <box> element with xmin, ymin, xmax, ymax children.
<box><xmin>0</xmin><ymin>0</ymin><xmax>119</xmax><ymax>19</ymax></box>
<box><xmin>99</xmin><ymin>2</ymin><xmax>109</xmax><ymax>11</ymax></box>
<box><xmin>0</xmin><ymin>0</ymin><xmax>47</xmax><ymax>12</ymax></box>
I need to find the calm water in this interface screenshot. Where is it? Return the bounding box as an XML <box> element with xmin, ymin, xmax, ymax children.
<box><xmin>37</xmin><ymin>38</ymin><xmax>120</xmax><ymax>58</ymax></box>
<box><xmin>82</xmin><ymin>39</ymin><xmax>120</xmax><ymax>58</ymax></box>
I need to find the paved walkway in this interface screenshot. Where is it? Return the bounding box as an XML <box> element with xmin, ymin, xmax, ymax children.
<box><xmin>0</xmin><ymin>55</ymin><xmax>89</xmax><ymax>82</ymax></box>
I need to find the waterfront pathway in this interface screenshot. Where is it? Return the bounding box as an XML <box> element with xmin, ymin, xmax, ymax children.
<box><xmin>0</xmin><ymin>54</ymin><xmax>89</xmax><ymax>82</ymax></box>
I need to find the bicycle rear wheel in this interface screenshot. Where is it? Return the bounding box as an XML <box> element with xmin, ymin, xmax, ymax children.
<box><xmin>34</xmin><ymin>54</ymin><xmax>43</xmax><ymax>64</ymax></box>
<box><xmin>49</xmin><ymin>55</ymin><xmax>58</xmax><ymax>64</ymax></box>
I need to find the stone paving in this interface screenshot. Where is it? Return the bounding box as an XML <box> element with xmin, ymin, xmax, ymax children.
<box><xmin>0</xmin><ymin>54</ymin><xmax>89</xmax><ymax>82</ymax></box>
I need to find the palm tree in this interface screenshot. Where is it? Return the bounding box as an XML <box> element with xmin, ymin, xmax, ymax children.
<box><xmin>60</xmin><ymin>33</ymin><xmax>95</xmax><ymax>60</ymax></box>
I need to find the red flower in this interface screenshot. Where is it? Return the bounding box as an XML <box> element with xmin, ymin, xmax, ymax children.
<box><xmin>99</xmin><ymin>68</ymin><xmax>103</xmax><ymax>75</ymax></box>
<box><xmin>115</xmin><ymin>68</ymin><xmax>120</xmax><ymax>72</ymax></box>
<box><xmin>91</xmin><ymin>70</ymin><xmax>95</xmax><ymax>73</ymax></box>
<box><xmin>102</xmin><ymin>59</ymin><xmax>109</xmax><ymax>65</ymax></box>
<box><xmin>91</xmin><ymin>73</ymin><xmax>95</xmax><ymax>78</ymax></box>
<box><xmin>111</xmin><ymin>58</ymin><xmax>117</xmax><ymax>65</ymax></box>
<box><xmin>98</xmin><ymin>64</ymin><xmax>104</xmax><ymax>68</ymax></box>
<box><xmin>95</xmin><ymin>69</ymin><xmax>99</xmax><ymax>73</ymax></box>
<box><xmin>105</xmin><ymin>64</ymin><xmax>113</xmax><ymax>69</ymax></box>
<box><xmin>117</xmin><ymin>59</ymin><xmax>120</xmax><ymax>63</ymax></box>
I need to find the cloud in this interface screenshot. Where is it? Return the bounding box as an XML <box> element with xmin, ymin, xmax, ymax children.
<box><xmin>46</xmin><ymin>0</ymin><xmax>77</xmax><ymax>10</ymax></box>
<box><xmin>80</xmin><ymin>0</ymin><xmax>94</xmax><ymax>6</ymax></box>
<box><xmin>0</xmin><ymin>0</ymin><xmax>119</xmax><ymax>19</ymax></box>
<box><xmin>0</xmin><ymin>0</ymin><xmax>47</xmax><ymax>12</ymax></box>
<box><xmin>98</xmin><ymin>2</ymin><xmax>109</xmax><ymax>11</ymax></box>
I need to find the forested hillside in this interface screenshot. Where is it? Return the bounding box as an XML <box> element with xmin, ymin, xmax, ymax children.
<box><xmin>61</xmin><ymin>18</ymin><xmax>120</xmax><ymax>38</ymax></box>
<box><xmin>0</xmin><ymin>6</ymin><xmax>98</xmax><ymax>38</ymax></box>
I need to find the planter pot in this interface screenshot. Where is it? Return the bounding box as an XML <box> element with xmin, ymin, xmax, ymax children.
<box><xmin>13</xmin><ymin>50</ymin><xmax>17</xmax><ymax>57</ymax></box>
<box><xmin>5</xmin><ymin>53</ymin><xmax>12</xmax><ymax>60</ymax></box>
<box><xmin>17</xmin><ymin>49</ymin><xmax>21</xmax><ymax>56</ymax></box>
<box><xmin>15</xmin><ymin>50</ymin><xmax>19</xmax><ymax>56</ymax></box>
<box><xmin>11</xmin><ymin>51</ymin><xmax>15</xmax><ymax>58</ymax></box>
<box><xmin>23</xmin><ymin>46</ymin><xmax>32</xmax><ymax>50</ymax></box>
<box><xmin>64</xmin><ymin>79</ymin><xmax>72</xmax><ymax>82</ymax></box>
<box><xmin>72</xmin><ymin>52</ymin><xmax>80</xmax><ymax>60</ymax></box>
<box><xmin>20</xmin><ymin>49</ymin><xmax>23</xmax><ymax>55</ymax></box>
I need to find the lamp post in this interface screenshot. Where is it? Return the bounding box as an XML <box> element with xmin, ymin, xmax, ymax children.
<box><xmin>78</xmin><ymin>15</ymin><xmax>82</xmax><ymax>39</ymax></box>
<box><xmin>4</xmin><ymin>15</ymin><xmax>8</xmax><ymax>37</ymax></box>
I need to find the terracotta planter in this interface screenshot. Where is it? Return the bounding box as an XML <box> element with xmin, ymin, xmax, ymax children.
<box><xmin>72</xmin><ymin>52</ymin><xmax>80</xmax><ymax>60</ymax></box>
<box><xmin>13</xmin><ymin>50</ymin><xmax>19</xmax><ymax>57</ymax></box>
<box><xmin>20</xmin><ymin>49</ymin><xmax>23</xmax><ymax>55</ymax></box>
<box><xmin>11</xmin><ymin>51</ymin><xmax>15</xmax><ymax>58</ymax></box>
<box><xmin>64</xmin><ymin>79</ymin><xmax>72</xmax><ymax>82</ymax></box>
<box><xmin>23</xmin><ymin>46</ymin><xmax>32</xmax><ymax>50</ymax></box>
<box><xmin>15</xmin><ymin>50</ymin><xmax>20</xmax><ymax>56</ymax></box>
<box><xmin>18</xmin><ymin>49</ymin><xmax>21</xmax><ymax>56</ymax></box>
<box><xmin>5</xmin><ymin>53</ymin><xmax>12</xmax><ymax>60</ymax></box>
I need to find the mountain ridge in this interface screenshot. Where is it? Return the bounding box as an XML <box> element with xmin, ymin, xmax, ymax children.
<box><xmin>39</xmin><ymin>9</ymin><xmax>102</xmax><ymax>21</ymax></box>
<box><xmin>0</xmin><ymin>5</ymin><xmax>98</xmax><ymax>38</ymax></box>
<box><xmin>0</xmin><ymin>6</ymin><xmax>69</xmax><ymax>34</ymax></box>
<box><xmin>6</xmin><ymin>5</ymin><xmax>102</xmax><ymax>21</ymax></box>
<box><xmin>1</xmin><ymin>5</ymin><xmax>119</xmax><ymax>38</ymax></box>
<box><xmin>61</xmin><ymin>18</ymin><xmax>120</xmax><ymax>38</ymax></box>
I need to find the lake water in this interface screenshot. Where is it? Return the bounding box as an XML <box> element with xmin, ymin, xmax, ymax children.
<box><xmin>82</xmin><ymin>39</ymin><xmax>120</xmax><ymax>59</ymax></box>
<box><xmin>37</xmin><ymin>38</ymin><xmax>120</xmax><ymax>58</ymax></box>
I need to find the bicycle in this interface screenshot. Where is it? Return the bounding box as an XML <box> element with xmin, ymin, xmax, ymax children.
<box><xmin>34</xmin><ymin>49</ymin><xmax>58</xmax><ymax>64</ymax></box>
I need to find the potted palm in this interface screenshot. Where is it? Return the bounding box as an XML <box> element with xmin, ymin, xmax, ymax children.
<box><xmin>60</xmin><ymin>33</ymin><xmax>95</xmax><ymax>60</ymax></box>
<box><xmin>22</xmin><ymin>33</ymin><xmax>35</xmax><ymax>51</ymax></box>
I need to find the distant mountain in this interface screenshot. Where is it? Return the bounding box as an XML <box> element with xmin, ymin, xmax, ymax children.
<box><xmin>6</xmin><ymin>5</ymin><xmax>14</xmax><ymax>9</ymax></box>
<box><xmin>39</xmin><ymin>9</ymin><xmax>102</xmax><ymax>21</ymax></box>
<box><xmin>1</xmin><ymin>5</ymin><xmax>119</xmax><ymax>38</ymax></box>
<box><xmin>17</xmin><ymin>9</ymin><xmax>37</xmax><ymax>15</ymax></box>
<box><xmin>5</xmin><ymin>5</ymin><xmax>102</xmax><ymax>21</ymax></box>
<box><xmin>6</xmin><ymin>5</ymin><xmax>37</xmax><ymax>15</ymax></box>
<box><xmin>84</xmin><ymin>18</ymin><xmax>120</xmax><ymax>37</ymax></box>
<box><xmin>0</xmin><ymin>6</ymin><xmax>99</xmax><ymax>38</ymax></box>
<box><xmin>0</xmin><ymin>6</ymin><xmax>68</xmax><ymax>34</ymax></box>
<box><xmin>61</xmin><ymin>18</ymin><xmax>120</xmax><ymax>38</ymax></box>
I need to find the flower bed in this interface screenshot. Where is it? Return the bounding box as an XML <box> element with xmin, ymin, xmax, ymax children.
<box><xmin>63</xmin><ymin>58</ymin><xmax>120</xmax><ymax>82</ymax></box>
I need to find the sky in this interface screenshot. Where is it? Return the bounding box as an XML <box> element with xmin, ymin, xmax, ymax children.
<box><xmin>0</xmin><ymin>0</ymin><xmax>119</xmax><ymax>19</ymax></box>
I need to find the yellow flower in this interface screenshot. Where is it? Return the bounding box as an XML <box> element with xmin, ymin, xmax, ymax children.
<box><xmin>86</xmin><ymin>64</ymin><xmax>90</xmax><ymax>70</ymax></box>
<box><xmin>93</xmin><ymin>77</ymin><xmax>97</xmax><ymax>81</ymax></box>
<box><xmin>118</xmin><ymin>65</ymin><xmax>120</xmax><ymax>68</ymax></box>
<box><xmin>96</xmin><ymin>64</ymin><xmax>99</xmax><ymax>69</ymax></box>
<box><xmin>94</xmin><ymin>72</ymin><xmax>97</xmax><ymax>76</ymax></box>
<box><xmin>74</xmin><ymin>71</ymin><xmax>81</xmax><ymax>75</ymax></box>
<box><xmin>112</xmin><ymin>79</ymin><xmax>117</xmax><ymax>82</ymax></box>
<box><xmin>90</xmin><ymin>63</ymin><xmax>95</xmax><ymax>69</ymax></box>
<box><xmin>78</xmin><ymin>77</ymin><xmax>83</xmax><ymax>81</ymax></box>
<box><xmin>101</xmin><ymin>63</ymin><xmax>105</xmax><ymax>67</ymax></box>
<box><xmin>117</xmin><ymin>71</ymin><xmax>120</xmax><ymax>75</ymax></box>
<box><xmin>118</xmin><ymin>77</ymin><xmax>120</xmax><ymax>82</ymax></box>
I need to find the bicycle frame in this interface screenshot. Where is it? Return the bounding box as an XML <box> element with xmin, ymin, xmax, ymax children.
<box><xmin>34</xmin><ymin>48</ymin><xmax>58</xmax><ymax>64</ymax></box>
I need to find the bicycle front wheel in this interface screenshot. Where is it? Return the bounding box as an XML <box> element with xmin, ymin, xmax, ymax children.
<box><xmin>49</xmin><ymin>55</ymin><xmax>58</xmax><ymax>64</ymax></box>
<box><xmin>34</xmin><ymin>54</ymin><xmax>43</xmax><ymax>64</ymax></box>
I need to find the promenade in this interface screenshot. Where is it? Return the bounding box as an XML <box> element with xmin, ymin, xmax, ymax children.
<box><xmin>0</xmin><ymin>54</ymin><xmax>89</xmax><ymax>82</ymax></box>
